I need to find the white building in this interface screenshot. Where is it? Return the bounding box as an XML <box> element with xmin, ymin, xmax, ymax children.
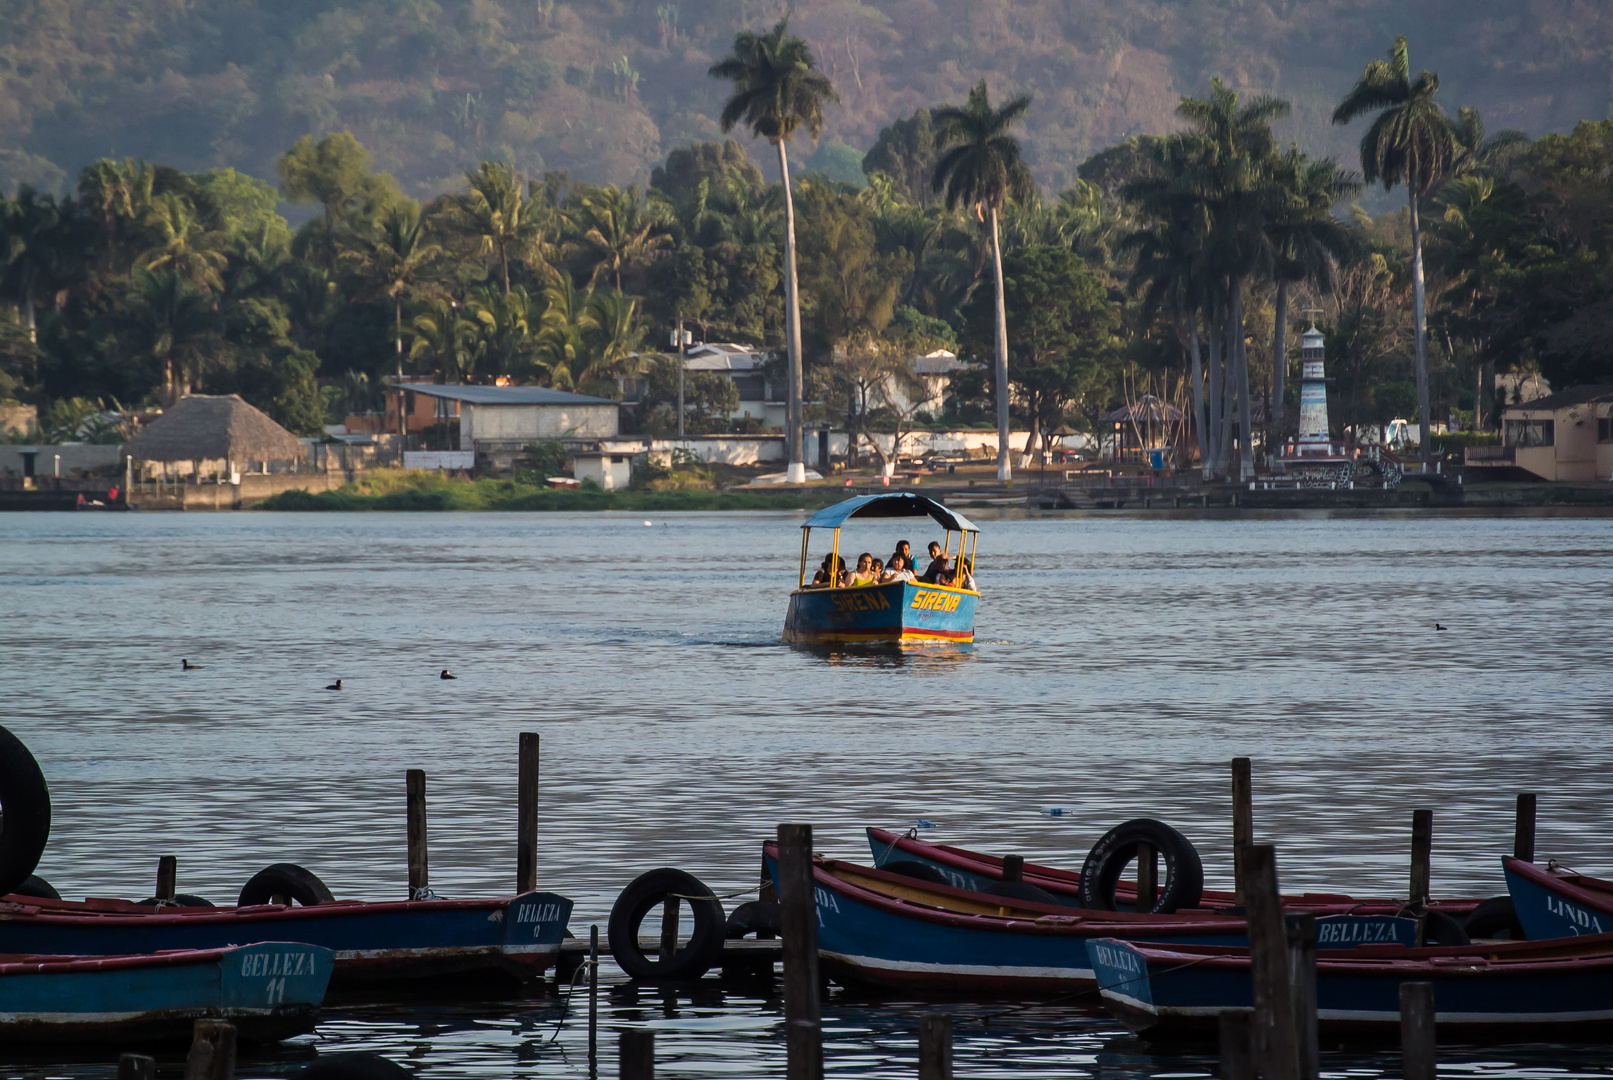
<box><xmin>400</xmin><ymin>384</ymin><xmax>621</xmax><ymax>473</ymax></box>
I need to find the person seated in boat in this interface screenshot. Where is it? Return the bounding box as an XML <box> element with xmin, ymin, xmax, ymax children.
<box><xmin>843</xmin><ymin>553</ymin><xmax>879</xmax><ymax>587</ymax></box>
<box><xmin>920</xmin><ymin>541</ymin><xmax>947</xmax><ymax>583</ymax></box>
<box><xmin>881</xmin><ymin>554</ymin><xmax>916</xmax><ymax>584</ymax></box>
<box><xmin>808</xmin><ymin>554</ymin><xmax>844</xmax><ymax>589</ymax></box>
<box><xmin>888</xmin><ymin>540</ymin><xmax>914</xmax><ymax>573</ymax></box>
<box><xmin>870</xmin><ymin>557</ymin><xmax>884</xmax><ymax>580</ymax></box>
<box><xmin>955</xmin><ymin>557</ymin><xmax>976</xmax><ymax>590</ymax></box>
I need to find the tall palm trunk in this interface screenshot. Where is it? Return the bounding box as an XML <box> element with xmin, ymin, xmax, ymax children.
<box><xmin>395</xmin><ymin>298</ymin><xmax>404</xmax><ymax>377</ymax></box>
<box><xmin>1409</xmin><ymin>189</ymin><xmax>1430</xmax><ymax>454</ymax></box>
<box><xmin>1233</xmin><ymin>279</ymin><xmax>1253</xmax><ymax>481</ymax></box>
<box><xmin>1020</xmin><ymin>406</ymin><xmax>1040</xmax><ymax>469</ymax></box>
<box><xmin>988</xmin><ymin>204</ymin><xmax>1011</xmax><ymax>482</ymax></box>
<box><xmin>776</xmin><ymin>139</ymin><xmax>805</xmax><ymax>482</ymax></box>
<box><xmin>1188</xmin><ymin>318</ymin><xmax>1209</xmax><ymax>474</ymax></box>
<box><xmin>1219</xmin><ymin>318</ymin><xmax>1236</xmax><ymax>478</ymax></box>
<box><xmin>1271</xmin><ymin>280</ymin><xmax>1289</xmax><ymax>437</ymax></box>
<box><xmin>1204</xmin><ymin>323</ymin><xmax>1222</xmax><ymax>481</ymax></box>
<box><xmin>1473</xmin><ymin>348</ymin><xmax>1485</xmax><ymax>430</ymax></box>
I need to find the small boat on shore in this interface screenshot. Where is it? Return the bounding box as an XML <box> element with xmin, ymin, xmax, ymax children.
<box><xmin>783</xmin><ymin>493</ymin><xmax>980</xmax><ymax>645</ymax></box>
<box><xmin>1504</xmin><ymin>855</ymin><xmax>1613</xmax><ymax>938</ymax></box>
<box><xmin>1089</xmin><ymin>932</ymin><xmax>1613</xmax><ymax>1044</ymax></box>
<box><xmin>0</xmin><ymin>941</ymin><xmax>333</xmax><ymax>1048</ymax></box>
<box><xmin>0</xmin><ymin>891</ymin><xmax>571</xmax><ymax>998</ymax></box>
<box><xmin>762</xmin><ymin>843</ymin><xmax>1420</xmax><ymax>996</ymax></box>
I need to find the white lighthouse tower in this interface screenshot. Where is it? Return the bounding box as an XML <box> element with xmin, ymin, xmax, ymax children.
<box><xmin>1295</xmin><ymin>326</ymin><xmax>1335</xmax><ymax>456</ymax></box>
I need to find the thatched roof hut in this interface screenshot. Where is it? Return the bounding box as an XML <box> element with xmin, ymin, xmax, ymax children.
<box><xmin>123</xmin><ymin>394</ymin><xmax>305</xmax><ymax>463</ymax></box>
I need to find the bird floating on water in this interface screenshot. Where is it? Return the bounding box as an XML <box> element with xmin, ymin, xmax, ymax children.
<box><xmin>181</xmin><ymin>659</ymin><xmax>201</xmax><ymax>670</ymax></box>
<box><xmin>1434</xmin><ymin>623</ymin><xmax>1447</xmax><ymax>631</ymax></box>
<box><xmin>440</xmin><ymin>669</ymin><xmax>457</xmax><ymax>680</ymax></box>
<box><xmin>325</xmin><ymin>679</ymin><xmax>343</xmax><ymax>690</ymax></box>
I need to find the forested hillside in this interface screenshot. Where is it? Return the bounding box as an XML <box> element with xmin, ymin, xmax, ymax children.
<box><xmin>4</xmin><ymin>0</ymin><xmax>1612</xmax><ymax>196</ymax></box>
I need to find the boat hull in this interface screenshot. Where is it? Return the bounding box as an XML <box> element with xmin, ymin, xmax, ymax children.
<box><xmin>783</xmin><ymin>582</ymin><xmax>977</xmax><ymax>645</ymax></box>
<box><xmin>0</xmin><ymin>892</ymin><xmax>572</xmax><ymax>997</ymax></box>
<box><xmin>1090</xmin><ymin>934</ymin><xmax>1613</xmax><ymax>1044</ymax></box>
<box><xmin>1504</xmin><ymin>856</ymin><xmax>1613</xmax><ymax>939</ymax></box>
<box><xmin>0</xmin><ymin>941</ymin><xmax>333</xmax><ymax>1048</ymax></box>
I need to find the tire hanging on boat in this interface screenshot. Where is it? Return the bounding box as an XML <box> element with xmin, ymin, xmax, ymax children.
<box><xmin>607</xmin><ymin>868</ymin><xmax>726</xmax><ymax>981</ymax></box>
<box><xmin>1463</xmin><ymin>895</ymin><xmax>1526</xmax><ymax>940</ymax></box>
<box><xmin>238</xmin><ymin>863</ymin><xmax>336</xmax><ymax>907</ymax></box>
<box><xmin>0</xmin><ymin>725</ymin><xmax>52</xmax><ymax>897</ymax></box>
<box><xmin>725</xmin><ymin>900</ymin><xmax>781</xmax><ymax>939</ymax></box>
<box><xmin>1078</xmin><ymin>819</ymin><xmax>1204</xmax><ymax>914</ymax></box>
<box><xmin>136</xmin><ymin>894</ymin><xmax>216</xmax><ymax>908</ymax></box>
<box><xmin>1422</xmin><ymin>909</ymin><xmax>1471</xmax><ymax>947</ymax></box>
<box><xmin>10</xmin><ymin>874</ymin><xmax>59</xmax><ymax>901</ymax></box>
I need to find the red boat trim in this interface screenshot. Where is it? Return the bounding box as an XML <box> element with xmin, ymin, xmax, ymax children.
<box><xmin>1504</xmin><ymin>856</ymin><xmax>1613</xmax><ymax>917</ymax></box>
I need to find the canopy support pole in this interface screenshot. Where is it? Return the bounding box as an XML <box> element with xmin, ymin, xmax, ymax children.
<box><xmin>830</xmin><ymin>529</ymin><xmax>841</xmax><ymax>589</ymax></box>
<box><xmin>798</xmin><ymin>528</ymin><xmax>810</xmax><ymax>589</ymax></box>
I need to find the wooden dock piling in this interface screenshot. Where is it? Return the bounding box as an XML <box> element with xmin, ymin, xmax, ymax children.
<box><xmin>1136</xmin><ymin>844</ymin><xmax>1157</xmax><ymax>911</ymax></box>
<box><xmin>155</xmin><ymin>856</ymin><xmax>176</xmax><ymax>902</ymax></box>
<box><xmin>1001</xmin><ymin>855</ymin><xmax>1024</xmax><ymax>883</ymax></box>
<box><xmin>619</xmin><ymin>1030</ymin><xmax>654</xmax><ymax>1080</ymax></box>
<box><xmin>518</xmin><ymin>732</ymin><xmax>539</xmax><ymax>893</ymax></box>
<box><xmin>1217</xmin><ymin>1010</ymin><xmax>1253</xmax><ymax>1080</ymax></box>
<box><xmin>118</xmin><ymin>1054</ymin><xmax>155</xmax><ymax>1080</ymax></box>
<box><xmin>1399</xmin><ymin>981</ymin><xmax>1436</xmax><ymax>1080</ymax></box>
<box><xmin>406</xmin><ymin>769</ymin><xmax>429</xmax><ymax>899</ymax></box>
<box><xmin>1287</xmin><ymin>913</ymin><xmax>1318</xmax><ymax>1080</ymax></box>
<box><xmin>1514</xmin><ymin>794</ymin><xmax>1537</xmax><ymax>862</ymax></box>
<box><xmin>1410</xmin><ymin>809</ymin><xmax>1432</xmax><ymax>945</ymax></box>
<box><xmin>1242</xmin><ymin>845</ymin><xmax>1299</xmax><ymax>1080</ymax></box>
<box><xmin>1232</xmin><ymin>758</ymin><xmax>1253</xmax><ymax>906</ymax></box>
<box><xmin>918</xmin><ymin>1013</ymin><xmax>953</xmax><ymax>1080</ymax></box>
<box><xmin>589</xmin><ymin>924</ymin><xmax>600</xmax><ymax>1068</ymax></box>
<box><xmin>659</xmin><ymin>899</ymin><xmax>679</xmax><ymax>962</ymax></box>
<box><xmin>778</xmin><ymin>823</ymin><xmax>824</xmax><ymax>1080</ymax></box>
<box><xmin>182</xmin><ymin>1020</ymin><xmax>236</xmax><ymax>1080</ymax></box>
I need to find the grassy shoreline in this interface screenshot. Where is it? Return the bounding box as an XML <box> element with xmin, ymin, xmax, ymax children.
<box><xmin>256</xmin><ymin>472</ymin><xmax>845</xmax><ymax>512</ymax></box>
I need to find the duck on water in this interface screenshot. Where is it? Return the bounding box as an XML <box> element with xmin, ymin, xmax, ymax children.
<box><xmin>783</xmin><ymin>493</ymin><xmax>980</xmax><ymax>646</ymax></box>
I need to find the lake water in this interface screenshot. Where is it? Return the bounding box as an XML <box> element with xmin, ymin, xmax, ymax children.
<box><xmin>3</xmin><ymin>509</ymin><xmax>1612</xmax><ymax>1079</ymax></box>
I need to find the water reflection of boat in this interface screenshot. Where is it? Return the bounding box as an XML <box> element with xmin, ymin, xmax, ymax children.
<box><xmin>783</xmin><ymin>493</ymin><xmax>980</xmax><ymax>646</ymax></box>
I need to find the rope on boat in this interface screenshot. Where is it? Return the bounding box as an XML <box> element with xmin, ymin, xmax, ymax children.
<box><xmin>546</xmin><ymin>951</ymin><xmax>594</xmax><ymax>1044</ymax></box>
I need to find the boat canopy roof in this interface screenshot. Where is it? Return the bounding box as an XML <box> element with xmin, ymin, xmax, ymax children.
<box><xmin>801</xmin><ymin>493</ymin><xmax>978</xmax><ymax>533</ymax></box>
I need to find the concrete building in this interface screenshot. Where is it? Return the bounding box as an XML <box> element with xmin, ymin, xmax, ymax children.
<box><xmin>1466</xmin><ymin>385</ymin><xmax>1613</xmax><ymax>481</ymax></box>
<box><xmin>385</xmin><ymin>384</ymin><xmax>621</xmax><ymax>473</ymax></box>
<box><xmin>682</xmin><ymin>343</ymin><xmax>785</xmax><ymax>428</ymax></box>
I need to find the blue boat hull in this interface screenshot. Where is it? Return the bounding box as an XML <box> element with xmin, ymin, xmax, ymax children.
<box><xmin>783</xmin><ymin>582</ymin><xmax>977</xmax><ymax>644</ymax></box>
<box><xmin>0</xmin><ymin>941</ymin><xmax>334</xmax><ymax>1047</ymax></box>
<box><xmin>1504</xmin><ymin>858</ymin><xmax>1613</xmax><ymax>939</ymax></box>
<box><xmin>1090</xmin><ymin>935</ymin><xmax>1613</xmax><ymax>1042</ymax></box>
<box><xmin>0</xmin><ymin>892</ymin><xmax>571</xmax><ymax>996</ymax></box>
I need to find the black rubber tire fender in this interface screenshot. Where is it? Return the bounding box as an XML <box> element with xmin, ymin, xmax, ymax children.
<box><xmin>294</xmin><ymin>1053</ymin><xmax>413</xmax><ymax>1080</ymax></box>
<box><xmin>881</xmin><ymin>860</ymin><xmax>950</xmax><ymax>886</ymax></box>
<box><xmin>1078</xmin><ymin>818</ymin><xmax>1204</xmax><ymax>914</ymax></box>
<box><xmin>978</xmin><ymin>879</ymin><xmax>1068</xmax><ymax>907</ymax></box>
<box><xmin>1463</xmin><ymin>895</ymin><xmax>1526</xmax><ymax>940</ymax></box>
<box><xmin>0</xmin><ymin>725</ymin><xmax>51</xmax><ymax>897</ymax></box>
<box><xmin>9</xmin><ymin>874</ymin><xmax>59</xmax><ymax>901</ymax></box>
<box><xmin>725</xmin><ymin>900</ymin><xmax>781</xmax><ymax>939</ymax></box>
<box><xmin>607</xmin><ymin>868</ymin><xmax>726</xmax><ymax>981</ymax></box>
<box><xmin>136</xmin><ymin>894</ymin><xmax>215</xmax><ymax>908</ymax></box>
<box><xmin>238</xmin><ymin>863</ymin><xmax>335</xmax><ymax>907</ymax></box>
<box><xmin>1424</xmin><ymin>909</ymin><xmax>1471</xmax><ymax>947</ymax></box>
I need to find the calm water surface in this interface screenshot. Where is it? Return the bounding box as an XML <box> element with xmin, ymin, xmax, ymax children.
<box><xmin>2</xmin><ymin>509</ymin><xmax>1612</xmax><ymax>1079</ymax></box>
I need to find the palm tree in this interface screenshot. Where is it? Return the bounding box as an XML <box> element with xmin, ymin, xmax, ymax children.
<box><xmin>710</xmin><ymin>17</ymin><xmax>838</xmax><ymax>483</ymax></box>
<box><xmin>1333</xmin><ymin>35</ymin><xmax>1457</xmax><ymax>455</ymax></box>
<box><xmin>139</xmin><ymin>192</ymin><xmax>229</xmax><ymax>292</ymax></box>
<box><xmin>450</xmin><ymin>162</ymin><xmax>551</xmax><ymax>294</ymax></box>
<box><xmin>571</xmin><ymin>186</ymin><xmax>673</xmax><ymax>291</ymax></box>
<box><xmin>931</xmin><ymin>80</ymin><xmax>1034</xmax><ymax>482</ymax></box>
<box><xmin>408</xmin><ymin>299</ymin><xmax>481</xmax><ymax>383</ymax></box>
<box><xmin>1446</xmin><ymin>107</ymin><xmax>1531</xmax><ymax>180</ymax></box>
<box><xmin>122</xmin><ymin>268</ymin><xmax>217</xmax><ymax>404</ymax></box>
<box><xmin>343</xmin><ymin>202</ymin><xmax>442</xmax><ymax>373</ymax></box>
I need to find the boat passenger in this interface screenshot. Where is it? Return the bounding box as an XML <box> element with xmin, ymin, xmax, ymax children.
<box><xmin>870</xmin><ymin>557</ymin><xmax>884</xmax><ymax>579</ymax></box>
<box><xmin>887</xmin><ymin>540</ymin><xmax>914</xmax><ymax>573</ymax></box>
<box><xmin>808</xmin><ymin>554</ymin><xmax>844</xmax><ymax>589</ymax></box>
<box><xmin>955</xmin><ymin>557</ymin><xmax>976</xmax><ymax>590</ymax></box>
<box><xmin>881</xmin><ymin>554</ymin><xmax>916</xmax><ymax>584</ymax></box>
<box><xmin>920</xmin><ymin>541</ymin><xmax>947</xmax><ymax>583</ymax></box>
<box><xmin>843</xmin><ymin>553</ymin><xmax>879</xmax><ymax>587</ymax></box>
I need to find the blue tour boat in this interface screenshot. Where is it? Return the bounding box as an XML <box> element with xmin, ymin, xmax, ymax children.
<box><xmin>1089</xmin><ymin>932</ymin><xmax>1613</xmax><ymax>1042</ymax></box>
<box><xmin>783</xmin><ymin>493</ymin><xmax>980</xmax><ymax>645</ymax></box>
<box><xmin>0</xmin><ymin>891</ymin><xmax>571</xmax><ymax>996</ymax></box>
<box><xmin>1504</xmin><ymin>854</ymin><xmax>1613</xmax><ymax>938</ymax></box>
<box><xmin>0</xmin><ymin>941</ymin><xmax>334</xmax><ymax>1047</ymax></box>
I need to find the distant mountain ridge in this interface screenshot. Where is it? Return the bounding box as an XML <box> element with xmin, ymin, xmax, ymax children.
<box><xmin>4</xmin><ymin>0</ymin><xmax>1610</xmax><ymax>197</ymax></box>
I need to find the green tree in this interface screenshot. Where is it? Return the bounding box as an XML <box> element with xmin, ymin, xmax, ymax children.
<box><xmin>277</xmin><ymin>133</ymin><xmax>402</xmax><ymax>269</ymax></box>
<box><xmin>121</xmin><ymin>268</ymin><xmax>218</xmax><ymax>404</ymax></box>
<box><xmin>570</xmin><ymin>185</ymin><xmax>672</xmax><ymax>291</ymax></box>
<box><xmin>863</xmin><ymin>108</ymin><xmax>940</xmax><ymax>205</ymax></box>
<box><xmin>408</xmin><ymin>298</ymin><xmax>481</xmax><ymax>382</ymax></box>
<box><xmin>931</xmin><ymin>80</ymin><xmax>1034</xmax><ymax>481</ymax></box>
<box><xmin>1333</xmin><ymin>35</ymin><xmax>1457</xmax><ymax>455</ymax></box>
<box><xmin>710</xmin><ymin>16</ymin><xmax>839</xmax><ymax>483</ymax></box>
<box><xmin>447</xmin><ymin>161</ymin><xmax>553</xmax><ymax>294</ymax></box>
<box><xmin>342</xmin><ymin>202</ymin><xmax>442</xmax><ymax>372</ymax></box>
<box><xmin>139</xmin><ymin>192</ymin><xmax>229</xmax><ymax>292</ymax></box>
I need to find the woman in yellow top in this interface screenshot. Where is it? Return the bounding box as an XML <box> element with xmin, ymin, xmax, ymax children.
<box><xmin>843</xmin><ymin>553</ymin><xmax>879</xmax><ymax>587</ymax></box>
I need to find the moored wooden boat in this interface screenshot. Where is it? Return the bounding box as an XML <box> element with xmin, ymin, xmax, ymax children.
<box><xmin>762</xmin><ymin>843</ymin><xmax>1417</xmax><ymax>996</ymax></box>
<box><xmin>783</xmin><ymin>494</ymin><xmax>980</xmax><ymax>645</ymax></box>
<box><xmin>1504</xmin><ymin>855</ymin><xmax>1613</xmax><ymax>939</ymax></box>
<box><xmin>867</xmin><ymin>827</ymin><xmax>1486</xmax><ymax>919</ymax></box>
<box><xmin>1089</xmin><ymin>932</ymin><xmax>1613</xmax><ymax>1043</ymax></box>
<box><xmin>0</xmin><ymin>891</ymin><xmax>571</xmax><ymax>998</ymax></box>
<box><xmin>0</xmin><ymin>941</ymin><xmax>333</xmax><ymax>1048</ymax></box>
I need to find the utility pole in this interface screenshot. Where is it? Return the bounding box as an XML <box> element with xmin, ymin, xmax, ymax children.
<box><xmin>675</xmin><ymin>317</ymin><xmax>686</xmax><ymax>441</ymax></box>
